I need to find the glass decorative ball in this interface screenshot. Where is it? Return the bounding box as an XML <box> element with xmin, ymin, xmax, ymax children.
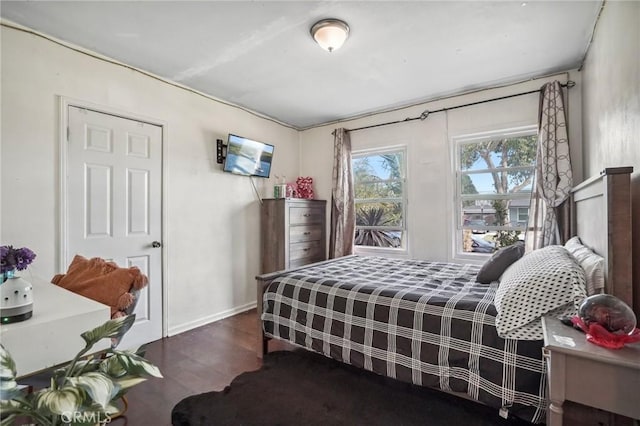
<box><xmin>578</xmin><ymin>294</ymin><xmax>637</xmax><ymax>335</ymax></box>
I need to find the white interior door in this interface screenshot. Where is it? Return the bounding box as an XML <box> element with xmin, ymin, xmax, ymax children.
<box><xmin>66</xmin><ymin>105</ymin><xmax>163</xmax><ymax>349</ymax></box>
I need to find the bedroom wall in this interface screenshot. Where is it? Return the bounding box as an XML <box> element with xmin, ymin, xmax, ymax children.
<box><xmin>580</xmin><ymin>1</ymin><xmax>640</xmax><ymax>313</ymax></box>
<box><xmin>300</xmin><ymin>72</ymin><xmax>582</xmax><ymax>263</ymax></box>
<box><xmin>0</xmin><ymin>25</ymin><xmax>300</xmax><ymax>335</ymax></box>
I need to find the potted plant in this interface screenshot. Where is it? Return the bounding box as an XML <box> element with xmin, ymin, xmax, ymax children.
<box><xmin>1</xmin><ymin>245</ymin><xmax>37</xmax><ymax>323</ymax></box>
<box><xmin>0</xmin><ymin>315</ymin><xmax>162</xmax><ymax>425</ymax></box>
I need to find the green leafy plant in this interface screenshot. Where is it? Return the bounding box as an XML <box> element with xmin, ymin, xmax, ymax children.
<box><xmin>0</xmin><ymin>315</ymin><xmax>162</xmax><ymax>425</ymax></box>
<box><xmin>494</xmin><ymin>230</ymin><xmax>522</xmax><ymax>248</ymax></box>
<box><xmin>491</xmin><ymin>199</ymin><xmax>522</xmax><ymax>248</ymax></box>
<box><xmin>355</xmin><ymin>206</ymin><xmax>400</xmax><ymax>248</ymax></box>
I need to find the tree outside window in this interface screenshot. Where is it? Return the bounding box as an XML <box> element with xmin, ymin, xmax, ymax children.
<box><xmin>456</xmin><ymin>128</ymin><xmax>537</xmax><ymax>254</ymax></box>
<box><xmin>352</xmin><ymin>148</ymin><xmax>406</xmax><ymax>249</ymax></box>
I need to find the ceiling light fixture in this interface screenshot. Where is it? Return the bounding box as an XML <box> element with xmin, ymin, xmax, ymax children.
<box><xmin>310</xmin><ymin>19</ymin><xmax>350</xmax><ymax>52</ymax></box>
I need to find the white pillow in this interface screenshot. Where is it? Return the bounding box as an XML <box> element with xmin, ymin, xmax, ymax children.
<box><xmin>565</xmin><ymin>236</ymin><xmax>605</xmax><ymax>295</ymax></box>
<box><xmin>494</xmin><ymin>245</ymin><xmax>587</xmax><ymax>340</ymax></box>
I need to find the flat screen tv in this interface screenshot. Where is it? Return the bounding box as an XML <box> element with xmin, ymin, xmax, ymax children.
<box><xmin>223</xmin><ymin>134</ymin><xmax>274</xmax><ymax>178</ymax></box>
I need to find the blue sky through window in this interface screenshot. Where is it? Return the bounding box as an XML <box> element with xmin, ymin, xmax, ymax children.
<box><xmin>461</xmin><ymin>147</ymin><xmax>534</xmax><ymax>195</ymax></box>
<box><xmin>353</xmin><ymin>154</ymin><xmax>402</xmax><ymax>181</ymax></box>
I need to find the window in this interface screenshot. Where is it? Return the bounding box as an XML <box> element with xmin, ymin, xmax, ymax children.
<box><xmin>352</xmin><ymin>147</ymin><xmax>406</xmax><ymax>249</ymax></box>
<box><xmin>517</xmin><ymin>207</ymin><xmax>529</xmax><ymax>224</ymax></box>
<box><xmin>454</xmin><ymin>127</ymin><xmax>537</xmax><ymax>256</ymax></box>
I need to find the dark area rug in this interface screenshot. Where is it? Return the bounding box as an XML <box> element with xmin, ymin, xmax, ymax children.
<box><xmin>172</xmin><ymin>350</ymin><xmax>534</xmax><ymax>426</ymax></box>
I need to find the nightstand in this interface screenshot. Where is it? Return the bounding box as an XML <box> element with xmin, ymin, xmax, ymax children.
<box><xmin>542</xmin><ymin>316</ymin><xmax>640</xmax><ymax>426</ymax></box>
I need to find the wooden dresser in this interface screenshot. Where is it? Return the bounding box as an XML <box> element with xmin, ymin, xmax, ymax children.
<box><xmin>260</xmin><ymin>198</ymin><xmax>327</xmax><ymax>273</ymax></box>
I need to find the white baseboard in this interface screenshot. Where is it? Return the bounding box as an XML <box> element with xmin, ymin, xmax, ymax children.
<box><xmin>167</xmin><ymin>301</ymin><xmax>257</xmax><ymax>336</ymax></box>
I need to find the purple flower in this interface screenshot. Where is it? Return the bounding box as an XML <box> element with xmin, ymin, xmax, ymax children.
<box><xmin>1</xmin><ymin>245</ymin><xmax>36</xmax><ymax>273</ymax></box>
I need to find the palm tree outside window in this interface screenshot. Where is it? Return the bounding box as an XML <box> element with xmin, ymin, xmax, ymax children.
<box><xmin>352</xmin><ymin>147</ymin><xmax>406</xmax><ymax>249</ymax></box>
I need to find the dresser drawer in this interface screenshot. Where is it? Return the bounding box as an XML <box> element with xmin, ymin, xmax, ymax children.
<box><xmin>289</xmin><ymin>241</ymin><xmax>323</xmax><ymax>261</ymax></box>
<box><xmin>289</xmin><ymin>207</ymin><xmax>324</xmax><ymax>225</ymax></box>
<box><xmin>289</xmin><ymin>225</ymin><xmax>323</xmax><ymax>243</ymax></box>
<box><xmin>289</xmin><ymin>256</ymin><xmax>322</xmax><ymax>269</ymax></box>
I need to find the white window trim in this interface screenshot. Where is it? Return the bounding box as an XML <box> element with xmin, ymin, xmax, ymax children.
<box><xmin>451</xmin><ymin>125</ymin><xmax>537</xmax><ymax>262</ymax></box>
<box><xmin>352</xmin><ymin>145</ymin><xmax>408</xmax><ymax>255</ymax></box>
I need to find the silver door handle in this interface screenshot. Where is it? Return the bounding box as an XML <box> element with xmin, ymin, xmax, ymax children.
<box><xmin>151</xmin><ymin>241</ymin><xmax>162</xmax><ymax>248</ymax></box>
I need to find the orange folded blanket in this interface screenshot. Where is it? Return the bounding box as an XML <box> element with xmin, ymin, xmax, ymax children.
<box><xmin>52</xmin><ymin>255</ymin><xmax>148</xmax><ymax>318</ymax></box>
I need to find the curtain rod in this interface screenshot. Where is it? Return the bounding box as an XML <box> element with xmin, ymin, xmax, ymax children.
<box><xmin>346</xmin><ymin>81</ymin><xmax>575</xmax><ymax>133</ymax></box>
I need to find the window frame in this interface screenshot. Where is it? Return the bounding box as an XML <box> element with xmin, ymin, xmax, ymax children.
<box><xmin>452</xmin><ymin>125</ymin><xmax>537</xmax><ymax>261</ymax></box>
<box><xmin>352</xmin><ymin>145</ymin><xmax>408</xmax><ymax>254</ymax></box>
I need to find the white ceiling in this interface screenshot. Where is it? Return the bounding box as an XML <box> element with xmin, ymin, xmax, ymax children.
<box><xmin>1</xmin><ymin>1</ymin><xmax>602</xmax><ymax>129</ymax></box>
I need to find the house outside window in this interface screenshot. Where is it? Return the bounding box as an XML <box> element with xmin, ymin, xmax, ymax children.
<box><xmin>352</xmin><ymin>147</ymin><xmax>406</xmax><ymax>250</ymax></box>
<box><xmin>454</xmin><ymin>126</ymin><xmax>537</xmax><ymax>257</ymax></box>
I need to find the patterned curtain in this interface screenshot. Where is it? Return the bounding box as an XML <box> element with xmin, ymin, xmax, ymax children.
<box><xmin>329</xmin><ymin>128</ymin><xmax>355</xmax><ymax>258</ymax></box>
<box><xmin>525</xmin><ymin>81</ymin><xmax>573</xmax><ymax>251</ymax></box>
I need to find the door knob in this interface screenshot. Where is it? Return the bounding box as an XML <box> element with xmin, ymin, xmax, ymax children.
<box><xmin>151</xmin><ymin>241</ymin><xmax>162</xmax><ymax>248</ymax></box>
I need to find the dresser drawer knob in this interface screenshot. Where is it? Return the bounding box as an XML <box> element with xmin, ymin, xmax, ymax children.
<box><xmin>303</xmin><ymin>213</ymin><xmax>311</xmax><ymax>217</ymax></box>
<box><xmin>303</xmin><ymin>231</ymin><xmax>311</xmax><ymax>235</ymax></box>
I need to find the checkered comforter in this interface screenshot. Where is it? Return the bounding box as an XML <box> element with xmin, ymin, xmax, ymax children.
<box><xmin>262</xmin><ymin>256</ymin><xmax>547</xmax><ymax>423</ymax></box>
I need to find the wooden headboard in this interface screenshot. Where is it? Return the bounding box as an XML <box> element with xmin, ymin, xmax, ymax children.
<box><xmin>570</xmin><ymin>166</ymin><xmax>635</xmax><ymax>316</ymax></box>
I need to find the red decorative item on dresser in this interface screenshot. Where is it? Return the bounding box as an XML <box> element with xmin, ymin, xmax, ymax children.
<box><xmin>296</xmin><ymin>176</ymin><xmax>314</xmax><ymax>199</ymax></box>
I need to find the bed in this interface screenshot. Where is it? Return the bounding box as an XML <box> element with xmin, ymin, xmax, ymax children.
<box><xmin>256</xmin><ymin>167</ymin><xmax>634</xmax><ymax>424</ymax></box>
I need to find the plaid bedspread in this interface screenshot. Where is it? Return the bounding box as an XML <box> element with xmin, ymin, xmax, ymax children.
<box><xmin>262</xmin><ymin>256</ymin><xmax>547</xmax><ymax>423</ymax></box>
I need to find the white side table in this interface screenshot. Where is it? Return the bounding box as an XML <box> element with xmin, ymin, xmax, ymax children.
<box><xmin>542</xmin><ymin>316</ymin><xmax>640</xmax><ymax>425</ymax></box>
<box><xmin>0</xmin><ymin>276</ymin><xmax>110</xmax><ymax>377</ymax></box>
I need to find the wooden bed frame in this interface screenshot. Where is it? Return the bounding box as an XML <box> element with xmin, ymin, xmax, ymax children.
<box><xmin>570</xmin><ymin>166</ymin><xmax>634</xmax><ymax>315</ymax></box>
<box><xmin>257</xmin><ymin>166</ymin><xmax>634</xmax><ymax>357</ymax></box>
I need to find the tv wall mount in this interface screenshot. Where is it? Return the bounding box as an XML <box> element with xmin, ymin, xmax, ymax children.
<box><xmin>216</xmin><ymin>139</ymin><xmax>226</xmax><ymax>164</ymax></box>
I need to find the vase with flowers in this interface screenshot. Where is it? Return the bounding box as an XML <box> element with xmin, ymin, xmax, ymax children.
<box><xmin>1</xmin><ymin>245</ymin><xmax>37</xmax><ymax>323</ymax></box>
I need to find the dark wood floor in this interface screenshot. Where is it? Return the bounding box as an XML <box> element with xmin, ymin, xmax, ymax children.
<box><xmin>112</xmin><ymin>309</ymin><xmax>291</xmax><ymax>426</ymax></box>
